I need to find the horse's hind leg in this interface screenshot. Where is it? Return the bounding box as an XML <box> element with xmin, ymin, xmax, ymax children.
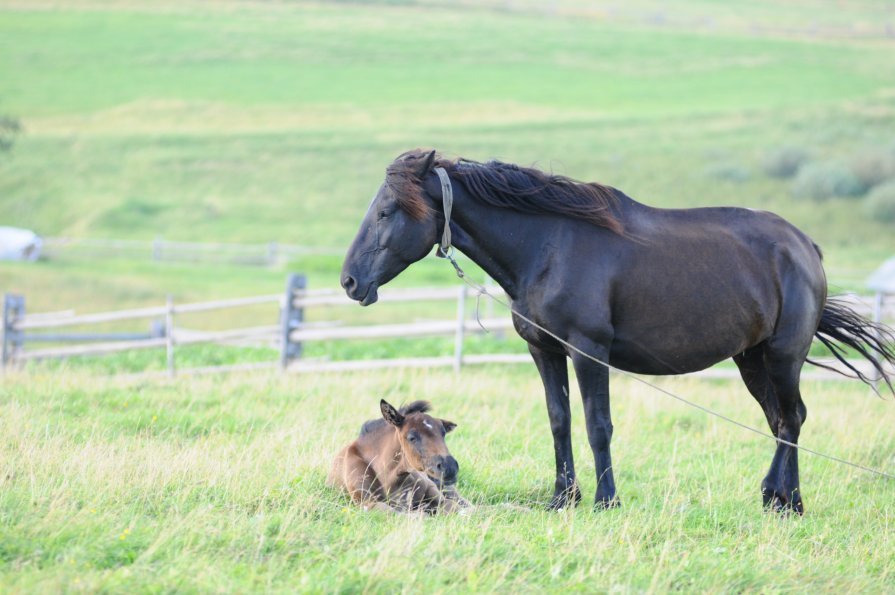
<box><xmin>734</xmin><ymin>345</ymin><xmax>781</xmax><ymax>435</ymax></box>
<box><xmin>760</xmin><ymin>351</ymin><xmax>808</xmax><ymax>515</ymax></box>
<box><xmin>753</xmin><ymin>282</ymin><xmax>819</xmax><ymax>515</ymax></box>
<box><xmin>736</xmin><ymin>347</ymin><xmax>805</xmax><ymax>513</ymax></box>
<box><xmin>734</xmin><ymin>346</ymin><xmax>807</xmax><ymax>436</ymax></box>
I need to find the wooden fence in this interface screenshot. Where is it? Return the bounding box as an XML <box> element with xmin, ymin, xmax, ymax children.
<box><xmin>1</xmin><ymin>274</ymin><xmax>518</xmax><ymax>376</ymax></box>
<box><xmin>3</xmin><ymin>289</ymin><xmax>286</xmax><ymax>375</ymax></box>
<box><xmin>2</xmin><ymin>274</ymin><xmax>894</xmax><ymax>381</ymax></box>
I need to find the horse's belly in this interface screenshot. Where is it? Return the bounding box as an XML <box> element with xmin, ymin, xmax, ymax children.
<box><xmin>608</xmin><ymin>320</ymin><xmax>765</xmax><ymax>376</ymax></box>
<box><xmin>605</xmin><ymin>273</ymin><xmax>777</xmax><ymax>374</ymax></box>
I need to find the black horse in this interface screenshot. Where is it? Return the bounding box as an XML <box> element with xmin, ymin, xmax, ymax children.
<box><xmin>341</xmin><ymin>149</ymin><xmax>895</xmax><ymax>514</ymax></box>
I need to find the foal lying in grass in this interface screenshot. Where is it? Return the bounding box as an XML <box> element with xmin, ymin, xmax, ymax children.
<box><xmin>328</xmin><ymin>400</ymin><xmax>470</xmax><ymax>514</ymax></box>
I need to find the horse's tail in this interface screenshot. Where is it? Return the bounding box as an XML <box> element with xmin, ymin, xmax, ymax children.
<box><xmin>808</xmin><ymin>296</ymin><xmax>895</xmax><ymax>394</ymax></box>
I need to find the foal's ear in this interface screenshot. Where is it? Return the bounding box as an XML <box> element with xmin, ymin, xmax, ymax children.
<box><xmin>414</xmin><ymin>149</ymin><xmax>437</xmax><ymax>178</ymax></box>
<box><xmin>381</xmin><ymin>399</ymin><xmax>405</xmax><ymax>427</ymax></box>
<box><xmin>442</xmin><ymin>419</ymin><xmax>457</xmax><ymax>434</ymax></box>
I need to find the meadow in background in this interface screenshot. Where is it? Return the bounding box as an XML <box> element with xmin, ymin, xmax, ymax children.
<box><xmin>1</xmin><ymin>0</ymin><xmax>895</xmax><ymax>591</ymax></box>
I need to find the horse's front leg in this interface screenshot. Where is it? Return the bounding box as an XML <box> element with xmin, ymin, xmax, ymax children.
<box><xmin>569</xmin><ymin>342</ymin><xmax>619</xmax><ymax>509</ymax></box>
<box><xmin>529</xmin><ymin>344</ymin><xmax>581</xmax><ymax>510</ymax></box>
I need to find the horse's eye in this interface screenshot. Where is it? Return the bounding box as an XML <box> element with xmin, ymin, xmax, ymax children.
<box><xmin>407</xmin><ymin>433</ymin><xmax>418</xmax><ymax>443</ymax></box>
<box><xmin>377</xmin><ymin>210</ymin><xmax>388</xmax><ymax>220</ymax></box>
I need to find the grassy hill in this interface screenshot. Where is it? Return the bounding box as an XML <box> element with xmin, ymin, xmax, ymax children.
<box><xmin>1</xmin><ymin>0</ymin><xmax>893</xmax><ymax>360</ymax></box>
<box><xmin>2</xmin><ymin>1</ymin><xmax>894</xmax><ymax>250</ymax></box>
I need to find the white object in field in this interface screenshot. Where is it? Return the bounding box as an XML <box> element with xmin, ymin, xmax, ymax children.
<box><xmin>866</xmin><ymin>256</ymin><xmax>895</xmax><ymax>294</ymax></box>
<box><xmin>0</xmin><ymin>227</ymin><xmax>42</xmax><ymax>261</ymax></box>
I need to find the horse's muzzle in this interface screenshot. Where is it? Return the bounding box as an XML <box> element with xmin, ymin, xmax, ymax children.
<box><xmin>341</xmin><ymin>273</ymin><xmax>379</xmax><ymax>306</ymax></box>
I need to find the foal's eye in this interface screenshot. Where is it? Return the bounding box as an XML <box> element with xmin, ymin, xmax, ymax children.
<box><xmin>407</xmin><ymin>433</ymin><xmax>419</xmax><ymax>443</ymax></box>
<box><xmin>377</xmin><ymin>210</ymin><xmax>388</xmax><ymax>220</ymax></box>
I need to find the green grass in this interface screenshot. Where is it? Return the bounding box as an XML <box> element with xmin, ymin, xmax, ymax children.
<box><xmin>2</xmin><ymin>367</ymin><xmax>894</xmax><ymax>592</ymax></box>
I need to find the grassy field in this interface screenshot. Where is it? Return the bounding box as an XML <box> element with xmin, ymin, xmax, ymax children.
<box><xmin>2</xmin><ymin>367</ymin><xmax>895</xmax><ymax>592</ymax></box>
<box><xmin>2</xmin><ymin>1</ymin><xmax>895</xmax><ymax>591</ymax></box>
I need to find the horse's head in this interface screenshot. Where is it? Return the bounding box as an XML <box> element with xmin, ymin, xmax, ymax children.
<box><xmin>380</xmin><ymin>399</ymin><xmax>459</xmax><ymax>486</ymax></box>
<box><xmin>341</xmin><ymin>149</ymin><xmax>443</xmax><ymax>306</ymax></box>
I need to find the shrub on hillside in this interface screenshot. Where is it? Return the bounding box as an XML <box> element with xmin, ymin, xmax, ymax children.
<box><xmin>0</xmin><ymin>115</ymin><xmax>21</xmax><ymax>153</ymax></box>
<box><xmin>704</xmin><ymin>163</ymin><xmax>751</xmax><ymax>183</ymax></box>
<box><xmin>848</xmin><ymin>150</ymin><xmax>895</xmax><ymax>189</ymax></box>
<box><xmin>791</xmin><ymin>161</ymin><xmax>867</xmax><ymax>201</ymax></box>
<box><xmin>761</xmin><ymin>146</ymin><xmax>809</xmax><ymax>178</ymax></box>
<box><xmin>864</xmin><ymin>181</ymin><xmax>895</xmax><ymax>223</ymax></box>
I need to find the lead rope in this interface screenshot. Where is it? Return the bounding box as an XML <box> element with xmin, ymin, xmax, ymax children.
<box><xmin>432</xmin><ymin>171</ymin><xmax>895</xmax><ymax>481</ymax></box>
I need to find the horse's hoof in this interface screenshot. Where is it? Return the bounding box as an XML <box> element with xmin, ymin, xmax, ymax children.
<box><xmin>762</xmin><ymin>487</ymin><xmax>804</xmax><ymax>516</ymax></box>
<box><xmin>547</xmin><ymin>486</ymin><xmax>582</xmax><ymax>512</ymax></box>
<box><xmin>594</xmin><ymin>496</ymin><xmax>621</xmax><ymax>511</ymax></box>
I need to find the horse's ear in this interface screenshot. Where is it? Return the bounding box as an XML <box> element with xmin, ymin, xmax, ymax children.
<box><xmin>442</xmin><ymin>419</ymin><xmax>457</xmax><ymax>434</ymax></box>
<box><xmin>381</xmin><ymin>399</ymin><xmax>405</xmax><ymax>427</ymax></box>
<box><xmin>415</xmin><ymin>149</ymin><xmax>437</xmax><ymax>178</ymax></box>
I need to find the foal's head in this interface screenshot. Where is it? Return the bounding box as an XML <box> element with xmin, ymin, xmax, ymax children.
<box><xmin>380</xmin><ymin>399</ymin><xmax>459</xmax><ymax>485</ymax></box>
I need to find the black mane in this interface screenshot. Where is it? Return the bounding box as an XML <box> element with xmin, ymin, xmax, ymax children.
<box><xmin>386</xmin><ymin>150</ymin><xmax>623</xmax><ymax>233</ymax></box>
<box><xmin>446</xmin><ymin>158</ymin><xmax>623</xmax><ymax>234</ymax></box>
<box><xmin>359</xmin><ymin>400</ymin><xmax>432</xmax><ymax>436</ymax></box>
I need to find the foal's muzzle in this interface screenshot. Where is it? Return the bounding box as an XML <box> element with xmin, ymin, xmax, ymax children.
<box><xmin>433</xmin><ymin>456</ymin><xmax>459</xmax><ymax>485</ymax></box>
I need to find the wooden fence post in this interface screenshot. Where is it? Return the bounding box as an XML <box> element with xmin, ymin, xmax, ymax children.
<box><xmin>165</xmin><ymin>295</ymin><xmax>175</xmax><ymax>377</ymax></box>
<box><xmin>453</xmin><ymin>285</ymin><xmax>467</xmax><ymax>373</ymax></box>
<box><xmin>280</xmin><ymin>273</ymin><xmax>306</xmax><ymax>370</ymax></box>
<box><xmin>2</xmin><ymin>294</ymin><xmax>25</xmax><ymax>369</ymax></box>
<box><xmin>267</xmin><ymin>241</ymin><xmax>279</xmax><ymax>266</ymax></box>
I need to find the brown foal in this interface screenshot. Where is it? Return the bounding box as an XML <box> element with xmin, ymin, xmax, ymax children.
<box><xmin>328</xmin><ymin>400</ymin><xmax>469</xmax><ymax>513</ymax></box>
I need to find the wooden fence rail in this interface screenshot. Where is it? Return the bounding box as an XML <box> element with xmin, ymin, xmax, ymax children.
<box><xmin>1</xmin><ymin>275</ymin><xmax>510</xmax><ymax>375</ymax></box>
<box><xmin>16</xmin><ymin>294</ymin><xmax>284</xmax><ymax>330</ymax></box>
<box><xmin>2</xmin><ymin>273</ymin><xmax>893</xmax><ymax>380</ymax></box>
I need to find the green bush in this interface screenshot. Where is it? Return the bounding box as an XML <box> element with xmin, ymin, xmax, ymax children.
<box><xmin>0</xmin><ymin>115</ymin><xmax>21</xmax><ymax>153</ymax></box>
<box><xmin>704</xmin><ymin>163</ymin><xmax>751</xmax><ymax>183</ymax></box>
<box><xmin>791</xmin><ymin>161</ymin><xmax>867</xmax><ymax>201</ymax></box>
<box><xmin>849</xmin><ymin>150</ymin><xmax>895</xmax><ymax>188</ymax></box>
<box><xmin>864</xmin><ymin>180</ymin><xmax>895</xmax><ymax>222</ymax></box>
<box><xmin>761</xmin><ymin>146</ymin><xmax>809</xmax><ymax>178</ymax></box>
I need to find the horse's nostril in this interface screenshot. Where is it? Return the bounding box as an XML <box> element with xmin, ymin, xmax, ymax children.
<box><xmin>341</xmin><ymin>274</ymin><xmax>356</xmax><ymax>292</ymax></box>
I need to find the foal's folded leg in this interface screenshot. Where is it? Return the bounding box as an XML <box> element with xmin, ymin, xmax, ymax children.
<box><xmin>442</xmin><ymin>484</ymin><xmax>471</xmax><ymax>508</ymax></box>
<box><xmin>402</xmin><ymin>472</ymin><xmax>463</xmax><ymax>514</ymax></box>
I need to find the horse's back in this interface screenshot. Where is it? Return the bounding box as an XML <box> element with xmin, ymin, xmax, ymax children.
<box><xmin>611</xmin><ymin>203</ymin><xmax>824</xmax><ymax>295</ymax></box>
<box><xmin>572</xmin><ymin>203</ymin><xmax>826</xmax><ymax>374</ymax></box>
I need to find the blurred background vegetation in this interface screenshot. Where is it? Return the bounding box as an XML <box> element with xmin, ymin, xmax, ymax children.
<box><xmin>1</xmin><ymin>0</ymin><xmax>894</xmax><ymax>371</ymax></box>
